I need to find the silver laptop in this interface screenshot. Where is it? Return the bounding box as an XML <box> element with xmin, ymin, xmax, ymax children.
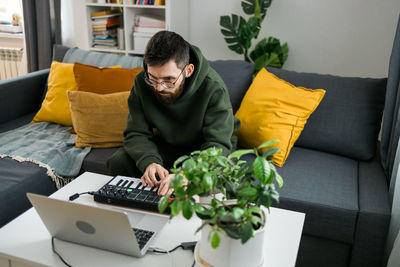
<box><xmin>26</xmin><ymin>192</ymin><xmax>169</xmax><ymax>257</ymax></box>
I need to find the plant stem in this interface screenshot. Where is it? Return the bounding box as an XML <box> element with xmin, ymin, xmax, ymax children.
<box><xmin>244</xmin><ymin>48</ymin><xmax>251</xmax><ymax>62</ymax></box>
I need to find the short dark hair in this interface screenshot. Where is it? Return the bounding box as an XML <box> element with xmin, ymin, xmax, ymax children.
<box><xmin>143</xmin><ymin>31</ymin><xmax>190</xmax><ymax>69</ymax></box>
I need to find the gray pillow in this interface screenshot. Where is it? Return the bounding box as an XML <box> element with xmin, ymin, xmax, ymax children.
<box><xmin>62</xmin><ymin>47</ymin><xmax>143</xmax><ymax>69</ymax></box>
<box><xmin>267</xmin><ymin>67</ymin><xmax>387</xmax><ymax>161</ymax></box>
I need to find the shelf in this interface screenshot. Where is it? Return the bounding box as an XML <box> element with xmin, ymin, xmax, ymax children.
<box><xmin>125</xmin><ymin>5</ymin><xmax>165</xmax><ymax>9</ymax></box>
<box><xmin>90</xmin><ymin>47</ymin><xmax>125</xmax><ymax>53</ymax></box>
<box><xmin>86</xmin><ymin>3</ymin><xmax>123</xmax><ymax>7</ymax></box>
<box><xmin>85</xmin><ymin>0</ymin><xmax>188</xmax><ymax>56</ymax></box>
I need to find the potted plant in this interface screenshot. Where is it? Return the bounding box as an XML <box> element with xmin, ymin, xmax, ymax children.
<box><xmin>158</xmin><ymin>140</ymin><xmax>283</xmax><ymax>267</ymax></box>
<box><xmin>220</xmin><ymin>0</ymin><xmax>289</xmax><ymax>74</ymax></box>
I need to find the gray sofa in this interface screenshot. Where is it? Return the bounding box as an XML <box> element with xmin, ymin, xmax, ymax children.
<box><xmin>1</xmin><ymin>17</ymin><xmax>399</xmax><ymax>266</ymax></box>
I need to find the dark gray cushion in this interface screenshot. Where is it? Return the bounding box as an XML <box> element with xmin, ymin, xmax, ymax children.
<box><xmin>0</xmin><ymin>113</ymin><xmax>35</xmax><ymax>133</ymax></box>
<box><xmin>53</xmin><ymin>44</ymin><xmax>70</xmax><ymax>62</ymax></box>
<box><xmin>209</xmin><ymin>60</ymin><xmax>254</xmax><ymax>113</ymax></box>
<box><xmin>350</xmin><ymin>158</ymin><xmax>390</xmax><ymax>267</ymax></box>
<box><xmin>0</xmin><ymin>157</ymin><xmax>57</xmax><ymax>227</ymax></box>
<box><xmin>240</xmin><ymin>145</ymin><xmax>361</xmax><ymax>244</ymax></box>
<box><xmin>267</xmin><ymin>67</ymin><xmax>387</xmax><ymax>161</ymax></box>
<box><xmin>80</xmin><ymin>147</ymin><xmax>119</xmax><ymax>175</ymax></box>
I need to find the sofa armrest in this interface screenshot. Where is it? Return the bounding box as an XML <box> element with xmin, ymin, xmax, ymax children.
<box><xmin>0</xmin><ymin>69</ymin><xmax>49</xmax><ymax>125</ymax></box>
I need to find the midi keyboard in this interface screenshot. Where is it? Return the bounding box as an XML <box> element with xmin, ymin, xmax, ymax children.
<box><xmin>93</xmin><ymin>175</ymin><xmax>174</xmax><ymax>213</ymax></box>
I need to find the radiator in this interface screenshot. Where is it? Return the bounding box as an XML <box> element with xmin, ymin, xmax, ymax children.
<box><xmin>0</xmin><ymin>47</ymin><xmax>23</xmax><ymax>80</ymax></box>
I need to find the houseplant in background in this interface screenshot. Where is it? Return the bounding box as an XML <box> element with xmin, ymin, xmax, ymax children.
<box><xmin>158</xmin><ymin>140</ymin><xmax>283</xmax><ymax>267</ymax></box>
<box><xmin>220</xmin><ymin>0</ymin><xmax>288</xmax><ymax>73</ymax></box>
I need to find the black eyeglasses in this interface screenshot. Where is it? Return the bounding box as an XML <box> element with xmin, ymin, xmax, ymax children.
<box><xmin>145</xmin><ymin>65</ymin><xmax>187</xmax><ymax>89</ymax></box>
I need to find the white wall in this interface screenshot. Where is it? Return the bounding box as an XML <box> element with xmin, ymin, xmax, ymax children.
<box><xmin>62</xmin><ymin>0</ymin><xmax>400</xmax><ymax>78</ymax></box>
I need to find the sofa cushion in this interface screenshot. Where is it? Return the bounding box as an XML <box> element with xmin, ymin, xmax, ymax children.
<box><xmin>241</xmin><ymin>146</ymin><xmax>359</xmax><ymax>244</ymax></box>
<box><xmin>209</xmin><ymin>60</ymin><xmax>254</xmax><ymax>113</ymax></box>
<box><xmin>80</xmin><ymin>147</ymin><xmax>119</xmax><ymax>175</ymax></box>
<box><xmin>0</xmin><ymin>113</ymin><xmax>35</xmax><ymax>133</ymax></box>
<box><xmin>235</xmin><ymin>68</ymin><xmax>325</xmax><ymax>166</ymax></box>
<box><xmin>73</xmin><ymin>62</ymin><xmax>141</xmax><ymax>94</ymax></box>
<box><xmin>68</xmin><ymin>91</ymin><xmax>130</xmax><ymax>148</ymax></box>
<box><xmin>0</xmin><ymin>157</ymin><xmax>57</xmax><ymax>227</ymax></box>
<box><xmin>62</xmin><ymin>47</ymin><xmax>143</xmax><ymax>69</ymax></box>
<box><xmin>267</xmin><ymin>67</ymin><xmax>386</xmax><ymax>161</ymax></box>
<box><xmin>31</xmin><ymin>61</ymin><xmax>76</xmax><ymax>126</ymax></box>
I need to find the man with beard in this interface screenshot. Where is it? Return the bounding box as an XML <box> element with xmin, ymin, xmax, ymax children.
<box><xmin>107</xmin><ymin>31</ymin><xmax>239</xmax><ymax>195</ymax></box>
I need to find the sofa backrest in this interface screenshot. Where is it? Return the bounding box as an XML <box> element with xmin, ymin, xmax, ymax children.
<box><xmin>209</xmin><ymin>60</ymin><xmax>254</xmax><ymax>113</ymax></box>
<box><xmin>268</xmin><ymin>67</ymin><xmax>387</xmax><ymax>161</ymax></box>
<box><xmin>62</xmin><ymin>47</ymin><xmax>143</xmax><ymax>69</ymax></box>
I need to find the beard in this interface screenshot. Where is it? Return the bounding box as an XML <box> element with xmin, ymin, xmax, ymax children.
<box><xmin>152</xmin><ymin>79</ymin><xmax>186</xmax><ymax>105</ymax></box>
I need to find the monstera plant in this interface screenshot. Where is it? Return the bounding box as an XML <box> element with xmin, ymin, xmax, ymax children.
<box><xmin>220</xmin><ymin>0</ymin><xmax>288</xmax><ymax>73</ymax></box>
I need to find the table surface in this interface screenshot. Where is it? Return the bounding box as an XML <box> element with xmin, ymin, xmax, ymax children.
<box><xmin>0</xmin><ymin>172</ymin><xmax>305</xmax><ymax>267</ymax></box>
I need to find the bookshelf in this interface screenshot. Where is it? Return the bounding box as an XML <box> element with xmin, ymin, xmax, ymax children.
<box><xmin>85</xmin><ymin>0</ymin><xmax>189</xmax><ymax>56</ymax></box>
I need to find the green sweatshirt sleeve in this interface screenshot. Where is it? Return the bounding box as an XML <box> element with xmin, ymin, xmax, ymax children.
<box><xmin>123</xmin><ymin>88</ymin><xmax>163</xmax><ymax>173</ymax></box>
<box><xmin>200</xmin><ymin>87</ymin><xmax>235</xmax><ymax>156</ymax></box>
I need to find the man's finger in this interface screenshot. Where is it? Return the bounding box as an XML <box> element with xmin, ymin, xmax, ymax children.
<box><xmin>156</xmin><ymin>165</ymin><xmax>168</xmax><ymax>180</ymax></box>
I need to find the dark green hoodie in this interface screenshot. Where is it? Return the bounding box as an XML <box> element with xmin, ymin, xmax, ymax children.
<box><xmin>123</xmin><ymin>45</ymin><xmax>239</xmax><ymax>172</ymax></box>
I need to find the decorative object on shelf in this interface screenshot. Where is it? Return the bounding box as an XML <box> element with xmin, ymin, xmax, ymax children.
<box><xmin>132</xmin><ymin>14</ymin><xmax>165</xmax><ymax>52</ymax></box>
<box><xmin>158</xmin><ymin>140</ymin><xmax>283</xmax><ymax>267</ymax></box>
<box><xmin>220</xmin><ymin>0</ymin><xmax>288</xmax><ymax>73</ymax></box>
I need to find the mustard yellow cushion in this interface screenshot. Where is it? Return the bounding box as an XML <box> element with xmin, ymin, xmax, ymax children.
<box><xmin>73</xmin><ymin>62</ymin><xmax>142</xmax><ymax>94</ymax></box>
<box><xmin>31</xmin><ymin>61</ymin><xmax>76</xmax><ymax>126</ymax></box>
<box><xmin>67</xmin><ymin>90</ymin><xmax>130</xmax><ymax>148</ymax></box>
<box><xmin>235</xmin><ymin>68</ymin><xmax>326</xmax><ymax>167</ymax></box>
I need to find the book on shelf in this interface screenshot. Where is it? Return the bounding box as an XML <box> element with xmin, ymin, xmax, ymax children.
<box><xmin>90</xmin><ymin>9</ymin><xmax>120</xmax><ymax>19</ymax></box>
<box><xmin>135</xmin><ymin>0</ymin><xmax>164</xmax><ymax>5</ymax></box>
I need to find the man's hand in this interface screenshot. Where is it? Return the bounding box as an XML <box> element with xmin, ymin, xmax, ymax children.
<box><xmin>158</xmin><ymin>174</ymin><xmax>175</xmax><ymax>196</ymax></box>
<box><xmin>141</xmin><ymin>163</ymin><xmax>169</xmax><ymax>187</ymax></box>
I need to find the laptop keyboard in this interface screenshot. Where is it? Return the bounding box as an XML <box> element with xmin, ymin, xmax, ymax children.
<box><xmin>133</xmin><ymin>228</ymin><xmax>155</xmax><ymax>250</ymax></box>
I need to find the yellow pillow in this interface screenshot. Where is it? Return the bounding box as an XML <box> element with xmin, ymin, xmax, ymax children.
<box><xmin>235</xmin><ymin>68</ymin><xmax>326</xmax><ymax>166</ymax></box>
<box><xmin>73</xmin><ymin>62</ymin><xmax>142</xmax><ymax>94</ymax></box>
<box><xmin>31</xmin><ymin>61</ymin><xmax>76</xmax><ymax>126</ymax></box>
<box><xmin>67</xmin><ymin>90</ymin><xmax>130</xmax><ymax>148</ymax></box>
<box><xmin>31</xmin><ymin>62</ymin><xmax>122</xmax><ymax>126</ymax></box>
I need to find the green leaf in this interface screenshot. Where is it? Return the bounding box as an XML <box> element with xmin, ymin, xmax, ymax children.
<box><xmin>211</xmin><ymin>231</ymin><xmax>220</xmax><ymax>249</ymax></box>
<box><xmin>223</xmin><ymin>225</ymin><xmax>241</xmax><ymax>239</ymax></box>
<box><xmin>238</xmin><ymin>187</ymin><xmax>257</xmax><ymax>197</ymax></box>
<box><xmin>232</xmin><ymin>207</ymin><xmax>245</xmax><ymax>219</ymax></box>
<box><xmin>173</xmin><ymin>155</ymin><xmax>189</xmax><ymax>168</ymax></box>
<box><xmin>257</xmin><ymin>139</ymin><xmax>279</xmax><ymax>150</ymax></box>
<box><xmin>170</xmin><ymin>199</ymin><xmax>182</xmax><ymax>216</ymax></box>
<box><xmin>182</xmin><ymin>158</ymin><xmax>196</xmax><ymax>172</ymax></box>
<box><xmin>253</xmin><ymin>156</ymin><xmax>270</xmax><ymax>184</ymax></box>
<box><xmin>275</xmin><ymin>171</ymin><xmax>284</xmax><ymax>187</ymax></box>
<box><xmin>241</xmin><ymin>222</ymin><xmax>255</xmax><ymax>244</ymax></box>
<box><xmin>262</xmin><ymin>147</ymin><xmax>280</xmax><ymax>158</ymax></box>
<box><xmin>170</xmin><ymin>174</ymin><xmax>184</xmax><ymax>188</ymax></box>
<box><xmin>158</xmin><ymin>195</ymin><xmax>170</xmax><ymax>213</ymax></box>
<box><xmin>182</xmin><ymin>199</ymin><xmax>194</xmax><ymax>220</ymax></box>
<box><xmin>242</xmin><ymin>0</ymin><xmax>271</xmax><ymax>19</ymax></box>
<box><xmin>195</xmin><ymin>206</ymin><xmax>215</xmax><ymax>220</ymax></box>
<box><xmin>202</xmin><ymin>173</ymin><xmax>213</xmax><ymax>191</ymax></box>
<box><xmin>229</xmin><ymin>149</ymin><xmax>254</xmax><ymax>160</ymax></box>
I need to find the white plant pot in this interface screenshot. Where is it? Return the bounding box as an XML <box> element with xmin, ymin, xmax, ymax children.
<box><xmin>195</xmin><ymin>213</ymin><xmax>265</xmax><ymax>267</ymax></box>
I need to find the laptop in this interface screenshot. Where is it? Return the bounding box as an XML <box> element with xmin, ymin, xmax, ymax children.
<box><xmin>26</xmin><ymin>192</ymin><xmax>169</xmax><ymax>257</ymax></box>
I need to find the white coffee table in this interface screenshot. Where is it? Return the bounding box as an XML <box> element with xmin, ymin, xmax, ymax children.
<box><xmin>0</xmin><ymin>172</ymin><xmax>305</xmax><ymax>267</ymax></box>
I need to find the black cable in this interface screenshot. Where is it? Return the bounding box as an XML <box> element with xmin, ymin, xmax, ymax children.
<box><xmin>69</xmin><ymin>191</ymin><xmax>94</xmax><ymax>201</ymax></box>
<box><xmin>150</xmin><ymin>241</ymin><xmax>197</xmax><ymax>254</ymax></box>
<box><xmin>51</xmin><ymin>237</ymin><xmax>73</xmax><ymax>267</ymax></box>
